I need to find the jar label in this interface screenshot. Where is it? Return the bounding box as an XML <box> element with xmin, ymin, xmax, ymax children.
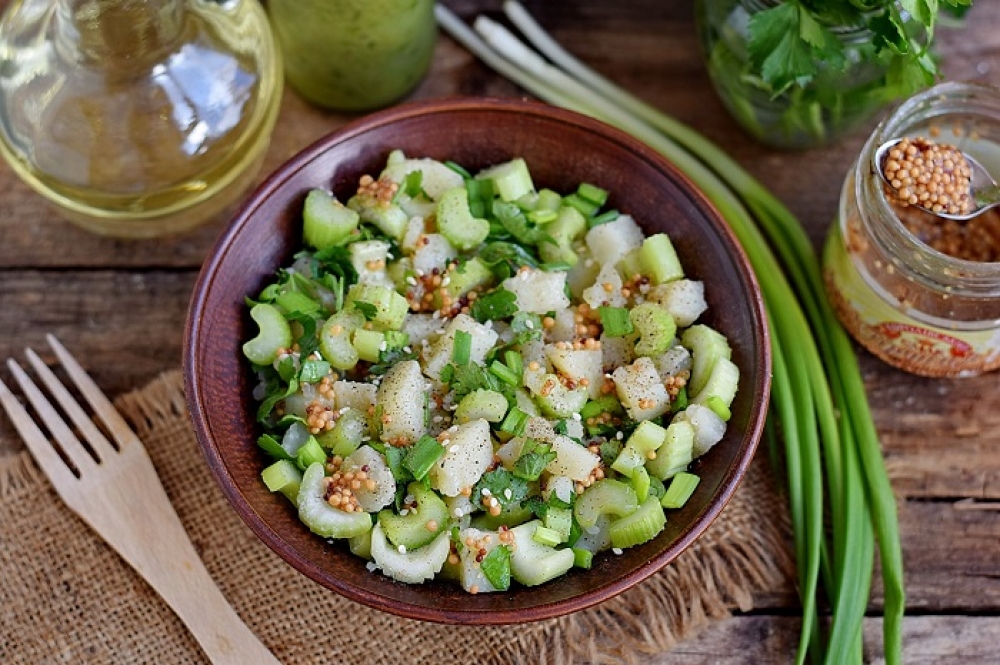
<box><xmin>824</xmin><ymin>231</ymin><xmax>1000</xmax><ymax>377</ymax></box>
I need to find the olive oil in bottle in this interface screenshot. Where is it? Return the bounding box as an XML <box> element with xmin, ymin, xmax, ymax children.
<box><xmin>0</xmin><ymin>0</ymin><xmax>283</xmax><ymax>238</ymax></box>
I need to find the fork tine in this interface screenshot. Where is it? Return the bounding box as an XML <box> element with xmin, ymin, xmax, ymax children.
<box><xmin>3</xmin><ymin>360</ymin><xmax>92</xmax><ymax>482</ymax></box>
<box><xmin>46</xmin><ymin>334</ymin><xmax>141</xmax><ymax>450</ymax></box>
<box><xmin>25</xmin><ymin>347</ymin><xmax>118</xmax><ymax>462</ymax></box>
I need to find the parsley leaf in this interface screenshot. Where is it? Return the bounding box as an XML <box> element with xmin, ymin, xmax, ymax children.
<box><xmin>472</xmin><ymin>468</ymin><xmax>530</xmax><ymax>510</ymax></box>
<box><xmin>470</xmin><ymin>287</ymin><xmax>519</xmax><ymax>322</ymax></box>
<box><xmin>512</xmin><ymin>439</ymin><xmax>557</xmax><ymax>481</ymax></box>
<box><xmin>353</xmin><ymin>301</ymin><xmax>378</xmax><ymax>321</ymax></box>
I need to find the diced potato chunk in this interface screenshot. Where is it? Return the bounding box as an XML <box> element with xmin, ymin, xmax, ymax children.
<box><xmin>376</xmin><ymin>360</ymin><xmax>427</xmax><ymax>445</ymax></box>
<box><xmin>457</xmin><ymin>527</ymin><xmax>504</xmax><ymax>593</ymax></box>
<box><xmin>647</xmin><ymin>279</ymin><xmax>708</xmax><ymax>327</ymax></box>
<box><xmin>582</xmin><ymin>262</ymin><xmax>627</xmax><ymax>310</ymax></box>
<box><xmin>545</xmin><ymin>344</ymin><xmax>604</xmax><ymax>400</ymax></box>
<box><xmin>344</xmin><ymin>446</ymin><xmax>396</xmax><ymax>513</ymax></box>
<box><xmin>674</xmin><ymin>403</ymin><xmax>727</xmax><ymax>457</ymax></box>
<box><xmin>411</xmin><ymin>233</ymin><xmax>458</xmax><ymax>275</ymax></box>
<box><xmin>611</xmin><ymin>356</ymin><xmax>671</xmax><ymax>421</ymax></box>
<box><xmin>333</xmin><ymin>380</ymin><xmax>376</xmax><ymax>413</ymax></box>
<box><xmin>430</xmin><ymin>419</ymin><xmax>494</xmax><ymax>497</ymax></box>
<box><xmin>585</xmin><ymin>214</ymin><xmax>644</xmax><ymax>266</ymax></box>
<box><xmin>502</xmin><ymin>268</ymin><xmax>571</xmax><ymax>314</ymax></box>
<box><xmin>545</xmin><ymin>434</ymin><xmax>601</xmax><ymax>482</ymax></box>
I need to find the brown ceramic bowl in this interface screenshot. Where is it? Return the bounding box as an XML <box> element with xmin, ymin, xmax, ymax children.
<box><xmin>184</xmin><ymin>98</ymin><xmax>770</xmax><ymax>624</ymax></box>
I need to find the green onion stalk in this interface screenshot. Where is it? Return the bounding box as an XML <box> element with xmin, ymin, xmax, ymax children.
<box><xmin>436</xmin><ymin>3</ymin><xmax>904</xmax><ymax>664</ymax></box>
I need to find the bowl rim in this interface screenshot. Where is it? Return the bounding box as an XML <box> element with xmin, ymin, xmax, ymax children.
<box><xmin>184</xmin><ymin>96</ymin><xmax>771</xmax><ymax>624</ymax></box>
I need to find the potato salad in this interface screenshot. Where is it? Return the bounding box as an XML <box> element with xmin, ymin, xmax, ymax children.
<box><xmin>243</xmin><ymin>151</ymin><xmax>739</xmax><ymax>592</ymax></box>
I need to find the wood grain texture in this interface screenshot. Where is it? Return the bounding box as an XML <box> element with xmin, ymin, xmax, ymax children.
<box><xmin>1</xmin><ymin>0</ymin><xmax>1000</xmax><ymax>659</ymax></box>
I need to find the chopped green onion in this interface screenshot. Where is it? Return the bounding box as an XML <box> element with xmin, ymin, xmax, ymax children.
<box><xmin>403</xmin><ymin>435</ymin><xmax>446</xmax><ymax>481</ymax></box>
<box><xmin>504</xmin><ymin>350</ymin><xmax>523</xmax><ymax>380</ymax></box>
<box><xmin>527</xmin><ymin>208</ymin><xmax>558</xmax><ymax>224</ymax></box>
<box><xmin>598</xmin><ymin>305</ymin><xmax>634</xmax><ymax>337</ymax></box>
<box><xmin>452</xmin><ymin>329</ymin><xmax>472</xmax><ymax>366</ymax></box>
<box><xmin>499</xmin><ymin>406</ymin><xmax>529</xmax><ymax>436</ymax></box>
<box><xmin>561</xmin><ymin>192</ymin><xmax>599</xmax><ymax>217</ymax></box>
<box><xmin>488</xmin><ymin>359</ymin><xmax>520</xmax><ymax>386</ymax></box>
<box><xmin>445</xmin><ymin>160</ymin><xmax>473</xmax><ymax>179</ymax></box>
<box><xmin>576</xmin><ymin>182</ymin><xmax>609</xmax><ymax>206</ymax></box>
<box><xmin>661</xmin><ymin>472</ymin><xmax>700</xmax><ymax>509</ymax></box>
<box><xmin>588</xmin><ymin>208</ymin><xmax>620</xmax><ymax>227</ymax></box>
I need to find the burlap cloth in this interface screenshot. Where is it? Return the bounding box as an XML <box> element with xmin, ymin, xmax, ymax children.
<box><xmin>0</xmin><ymin>371</ymin><xmax>793</xmax><ymax>664</ymax></box>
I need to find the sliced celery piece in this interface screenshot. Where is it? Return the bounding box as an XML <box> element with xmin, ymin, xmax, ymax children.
<box><xmin>637</xmin><ymin>233</ymin><xmax>684</xmax><ymax>284</ymax></box>
<box><xmin>509</xmin><ymin>520</ymin><xmax>575</xmax><ymax>586</ymax></box>
<box><xmin>629</xmin><ymin>302</ymin><xmax>677</xmax><ymax>358</ymax></box>
<box><xmin>303</xmin><ymin>188</ymin><xmax>360</xmax><ymax>250</ymax></box>
<box><xmin>317</xmin><ymin>407</ymin><xmax>368</xmax><ymax>457</ymax></box>
<box><xmin>295</xmin><ymin>436</ymin><xmax>326</xmax><ymax>471</ymax></box>
<box><xmin>532</xmin><ymin>524</ymin><xmax>564</xmax><ymax>547</ymax></box>
<box><xmin>346</xmin><ymin>283</ymin><xmax>409</xmax><ymax>330</ymax></box>
<box><xmin>352</xmin><ymin>328</ymin><xmax>385</xmax><ymax>363</ymax></box>
<box><xmin>319</xmin><ymin>308</ymin><xmax>365</xmax><ymax>371</ymax></box>
<box><xmin>681</xmin><ymin>324</ymin><xmax>732</xmax><ymax>398</ymax></box>
<box><xmin>574</xmin><ymin>479</ymin><xmax>638</xmax><ymax>530</ymax></box>
<box><xmin>645</xmin><ymin>420</ymin><xmax>695</xmax><ymax>481</ymax></box>
<box><xmin>378</xmin><ymin>482</ymin><xmax>450</xmax><ymax>551</ymax></box>
<box><xmin>436</xmin><ymin>186</ymin><xmax>490</xmax><ymax>250</ymax></box>
<box><xmin>475</xmin><ymin>157</ymin><xmax>535</xmax><ymax>202</ymax></box>
<box><xmin>261</xmin><ymin>459</ymin><xmax>302</xmax><ymax>503</ymax></box>
<box><xmin>609</xmin><ymin>495</ymin><xmax>667</xmax><ymax>549</ymax></box>
<box><xmin>661</xmin><ymin>472</ymin><xmax>701</xmax><ymax>509</ymax></box>
<box><xmin>630</xmin><ymin>465</ymin><xmax>651</xmax><ymax>503</ymax></box>
<box><xmin>455</xmin><ymin>389</ymin><xmax>508</xmax><ymax>424</ymax></box>
<box><xmin>572</xmin><ymin>547</ymin><xmax>594</xmax><ymax>569</ymax></box>
<box><xmin>297</xmin><ymin>463</ymin><xmax>372</xmax><ymax>539</ymax></box>
<box><xmin>242</xmin><ymin>303</ymin><xmax>292</xmax><ymax>366</ymax></box>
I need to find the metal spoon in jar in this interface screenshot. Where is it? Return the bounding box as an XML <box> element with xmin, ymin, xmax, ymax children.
<box><xmin>874</xmin><ymin>137</ymin><xmax>1000</xmax><ymax>221</ymax></box>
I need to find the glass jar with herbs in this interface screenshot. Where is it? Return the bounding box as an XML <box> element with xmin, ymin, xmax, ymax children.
<box><xmin>823</xmin><ymin>81</ymin><xmax>1000</xmax><ymax>378</ymax></box>
<box><xmin>694</xmin><ymin>0</ymin><xmax>968</xmax><ymax>149</ymax></box>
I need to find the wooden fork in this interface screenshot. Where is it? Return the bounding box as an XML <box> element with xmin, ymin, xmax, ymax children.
<box><xmin>0</xmin><ymin>334</ymin><xmax>280</xmax><ymax>665</ymax></box>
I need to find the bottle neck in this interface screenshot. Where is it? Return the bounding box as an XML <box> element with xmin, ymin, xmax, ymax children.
<box><xmin>57</xmin><ymin>0</ymin><xmax>184</xmax><ymax>67</ymax></box>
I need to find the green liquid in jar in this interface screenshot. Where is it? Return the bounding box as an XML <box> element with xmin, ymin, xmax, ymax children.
<box><xmin>267</xmin><ymin>0</ymin><xmax>437</xmax><ymax>112</ymax></box>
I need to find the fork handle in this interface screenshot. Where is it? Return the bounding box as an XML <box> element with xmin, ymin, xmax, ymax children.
<box><xmin>78</xmin><ymin>481</ymin><xmax>282</xmax><ymax>664</ymax></box>
<box><xmin>147</xmin><ymin>546</ymin><xmax>282</xmax><ymax>665</ymax></box>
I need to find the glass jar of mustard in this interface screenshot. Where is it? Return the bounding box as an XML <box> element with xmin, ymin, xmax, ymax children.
<box><xmin>823</xmin><ymin>81</ymin><xmax>1000</xmax><ymax>378</ymax></box>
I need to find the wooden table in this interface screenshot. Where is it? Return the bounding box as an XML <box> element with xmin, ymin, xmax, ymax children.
<box><xmin>2</xmin><ymin>1</ymin><xmax>999</xmax><ymax>661</ymax></box>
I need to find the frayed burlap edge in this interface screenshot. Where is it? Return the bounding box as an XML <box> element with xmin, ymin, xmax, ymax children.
<box><xmin>1</xmin><ymin>371</ymin><xmax>794</xmax><ymax>665</ymax></box>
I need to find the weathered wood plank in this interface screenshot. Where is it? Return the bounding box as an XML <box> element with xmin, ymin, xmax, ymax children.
<box><xmin>642</xmin><ymin>614</ymin><xmax>1000</xmax><ymax>665</ymax></box>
